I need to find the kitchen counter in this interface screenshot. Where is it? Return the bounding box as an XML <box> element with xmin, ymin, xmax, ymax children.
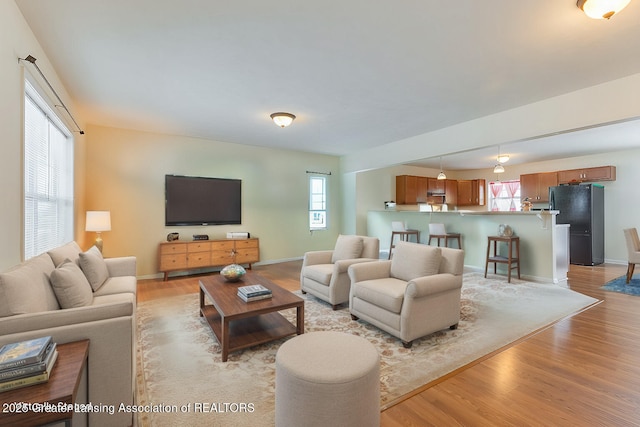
<box><xmin>368</xmin><ymin>209</ymin><xmax>566</xmax><ymax>283</ymax></box>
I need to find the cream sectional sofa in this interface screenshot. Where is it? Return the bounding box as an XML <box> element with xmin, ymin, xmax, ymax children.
<box><xmin>0</xmin><ymin>241</ymin><xmax>136</xmax><ymax>427</ymax></box>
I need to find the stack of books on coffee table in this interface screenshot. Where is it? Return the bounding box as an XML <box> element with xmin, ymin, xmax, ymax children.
<box><xmin>0</xmin><ymin>336</ymin><xmax>58</xmax><ymax>392</ymax></box>
<box><xmin>237</xmin><ymin>284</ymin><xmax>272</xmax><ymax>302</ymax></box>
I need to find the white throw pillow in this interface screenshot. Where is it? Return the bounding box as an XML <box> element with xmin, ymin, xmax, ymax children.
<box><xmin>331</xmin><ymin>235</ymin><xmax>364</xmax><ymax>263</ymax></box>
<box><xmin>390</xmin><ymin>241</ymin><xmax>442</xmax><ymax>282</ymax></box>
<box><xmin>79</xmin><ymin>246</ymin><xmax>109</xmax><ymax>291</ymax></box>
<box><xmin>50</xmin><ymin>260</ymin><xmax>94</xmax><ymax>308</ymax></box>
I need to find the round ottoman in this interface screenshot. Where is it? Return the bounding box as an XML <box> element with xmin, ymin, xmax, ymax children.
<box><xmin>275</xmin><ymin>331</ymin><xmax>380</xmax><ymax>427</ymax></box>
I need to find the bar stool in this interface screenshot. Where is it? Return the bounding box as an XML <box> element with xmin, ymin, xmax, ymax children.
<box><xmin>427</xmin><ymin>223</ymin><xmax>462</xmax><ymax>249</ymax></box>
<box><xmin>485</xmin><ymin>235</ymin><xmax>520</xmax><ymax>283</ymax></box>
<box><xmin>388</xmin><ymin>221</ymin><xmax>419</xmax><ymax>259</ymax></box>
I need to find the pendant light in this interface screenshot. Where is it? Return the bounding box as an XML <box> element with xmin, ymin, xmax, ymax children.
<box><xmin>437</xmin><ymin>157</ymin><xmax>446</xmax><ymax>180</ymax></box>
<box><xmin>493</xmin><ymin>146</ymin><xmax>507</xmax><ymax>174</ymax></box>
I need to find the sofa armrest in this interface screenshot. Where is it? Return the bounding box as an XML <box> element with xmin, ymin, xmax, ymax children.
<box><xmin>348</xmin><ymin>260</ymin><xmax>392</xmax><ymax>283</ymax></box>
<box><xmin>105</xmin><ymin>256</ymin><xmax>136</xmax><ymax>277</ymax></box>
<box><xmin>406</xmin><ymin>274</ymin><xmax>462</xmax><ymax>299</ymax></box>
<box><xmin>334</xmin><ymin>258</ymin><xmax>380</xmax><ymax>273</ymax></box>
<box><xmin>302</xmin><ymin>250</ymin><xmax>334</xmax><ymax>267</ymax></box>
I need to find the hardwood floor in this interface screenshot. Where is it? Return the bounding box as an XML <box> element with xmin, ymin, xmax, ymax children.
<box><xmin>137</xmin><ymin>262</ymin><xmax>640</xmax><ymax>426</ymax></box>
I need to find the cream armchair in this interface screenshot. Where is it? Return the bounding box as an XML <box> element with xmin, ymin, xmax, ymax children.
<box><xmin>623</xmin><ymin>228</ymin><xmax>640</xmax><ymax>283</ymax></box>
<box><xmin>348</xmin><ymin>241</ymin><xmax>464</xmax><ymax>348</ymax></box>
<box><xmin>301</xmin><ymin>235</ymin><xmax>380</xmax><ymax>309</ymax></box>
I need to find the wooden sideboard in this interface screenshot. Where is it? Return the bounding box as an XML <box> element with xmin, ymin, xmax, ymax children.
<box><xmin>159</xmin><ymin>238</ymin><xmax>259</xmax><ymax>280</ymax></box>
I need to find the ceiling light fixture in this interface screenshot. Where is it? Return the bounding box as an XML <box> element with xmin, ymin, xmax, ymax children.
<box><xmin>270</xmin><ymin>112</ymin><xmax>296</xmax><ymax>128</ymax></box>
<box><xmin>437</xmin><ymin>157</ymin><xmax>447</xmax><ymax>180</ymax></box>
<box><xmin>494</xmin><ymin>146</ymin><xmax>506</xmax><ymax>173</ymax></box>
<box><xmin>577</xmin><ymin>0</ymin><xmax>631</xmax><ymax>19</ymax></box>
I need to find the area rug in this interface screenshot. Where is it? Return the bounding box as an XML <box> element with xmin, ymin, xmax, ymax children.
<box><xmin>601</xmin><ymin>274</ymin><xmax>640</xmax><ymax>296</ymax></box>
<box><xmin>135</xmin><ymin>273</ymin><xmax>598</xmax><ymax>427</ymax></box>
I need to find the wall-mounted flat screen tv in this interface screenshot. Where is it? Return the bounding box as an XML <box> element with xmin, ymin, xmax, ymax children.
<box><xmin>165</xmin><ymin>175</ymin><xmax>242</xmax><ymax>226</ymax></box>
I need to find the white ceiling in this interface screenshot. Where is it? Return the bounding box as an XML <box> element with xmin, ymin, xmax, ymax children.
<box><xmin>15</xmin><ymin>0</ymin><xmax>640</xmax><ymax>169</ymax></box>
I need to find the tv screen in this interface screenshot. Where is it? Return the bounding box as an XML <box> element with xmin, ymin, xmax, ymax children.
<box><xmin>165</xmin><ymin>175</ymin><xmax>242</xmax><ymax>226</ymax></box>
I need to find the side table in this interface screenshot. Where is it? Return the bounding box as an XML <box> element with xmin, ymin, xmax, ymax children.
<box><xmin>0</xmin><ymin>339</ymin><xmax>89</xmax><ymax>427</ymax></box>
<box><xmin>484</xmin><ymin>235</ymin><xmax>521</xmax><ymax>283</ymax></box>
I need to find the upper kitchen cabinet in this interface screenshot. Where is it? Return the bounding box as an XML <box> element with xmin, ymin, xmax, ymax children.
<box><xmin>557</xmin><ymin>166</ymin><xmax>616</xmax><ymax>184</ymax></box>
<box><xmin>396</xmin><ymin>175</ymin><xmax>417</xmax><ymax>204</ymax></box>
<box><xmin>520</xmin><ymin>172</ymin><xmax>558</xmax><ymax>203</ymax></box>
<box><xmin>427</xmin><ymin>178</ymin><xmax>445</xmax><ymax>195</ymax></box>
<box><xmin>457</xmin><ymin>179</ymin><xmax>485</xmax><ymax>206</ymax></box>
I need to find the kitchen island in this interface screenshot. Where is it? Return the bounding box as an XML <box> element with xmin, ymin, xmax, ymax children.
<box><xmin>368</xmin><ymin>209</ymin><xmax>567</xmax><ymax>283</ymax></box>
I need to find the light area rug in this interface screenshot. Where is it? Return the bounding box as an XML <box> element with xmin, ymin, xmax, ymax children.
<box><xmin>135</xmin><ymin>273</ymin><xmax>598</xmax><ymax>427</ymax></box>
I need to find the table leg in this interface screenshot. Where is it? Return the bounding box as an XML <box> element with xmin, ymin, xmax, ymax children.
<box><xmin>516</xmin><ymin>239</ymin><xmax>521</xmax><ymax>279</ymax></box>
<box><xmin>199</xmin><ymin>288</ymin><xmax>204</xmax><ymax>317</ymax></box>
<box><xmin>221</xmin><ymin>317</ymin><xmax>229</xmax><ymax>362</ymax></box>
<box><xmin>484</xmin><ymin>239</ymin><xmax>490</xmax><ymax>278</ymax></box>
<box><xmin>507</xmin><ymin>240</ymin><xmax>513</xmax><ymax>283</ymax></box>
<box><xmin>296</xmin><ymin>304</ymin><xmax>304</xmax><ymax>335</ymax></box>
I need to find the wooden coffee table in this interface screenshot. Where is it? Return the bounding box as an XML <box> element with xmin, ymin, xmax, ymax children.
<box><xmin>199</xmin><ymin>272</ymin><xmax>304</xmax><ymax>362</ymax></box>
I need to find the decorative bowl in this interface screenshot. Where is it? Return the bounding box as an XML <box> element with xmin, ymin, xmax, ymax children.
<box><xmin>220</xmin><ymin>264</ymin><xmax>246</xmax><ymax>282</ymax></box>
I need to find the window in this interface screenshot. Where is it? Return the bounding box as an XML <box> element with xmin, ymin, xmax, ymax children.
<box><xmin>309</xmin><ymin>176</ymin><xmax>327</xmax><ymax>230</ymax></box>
<box><xmin>489</xmin><ymin>180</ymin><xmax>521</xmax><ymax>211</ymax></box>
<box><xmin>24</xmin><ymin>80</ymin><xmax>74</xmax><ymax>260</ymax></box>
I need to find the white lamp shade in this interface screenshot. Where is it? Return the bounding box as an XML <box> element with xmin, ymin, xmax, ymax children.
<box><xmin>86</xmin><ymin>211</ymin><xmax>111</xmax><ymax>232</ymax></box>
<box><xmin>493</xmin><ymin>164</ymin><xmax>505</xmax><ymax>174</ymax></box>
<box><xmin>578</xmin><ymin>0</ymin><xmax>631</xmax><ymax>19</ymax></box>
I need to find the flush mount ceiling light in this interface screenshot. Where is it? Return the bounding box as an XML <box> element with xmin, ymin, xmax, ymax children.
<box><xmin>577</xmin><ymin>0</ymin><xmax>631</xmax><ymax>19</ymax></box>
<box><xmin>270</xmin><ymin>112</ymin><xmax>296</xmax><ymax>128</ymax></box>
<box><xmin>437</xmin><ymin>157</ymin><xmax>447</xmax><ymax>180</ymax></box>
<box><xmin>493</xmin><ymin>164</ymin><xmax>505</xmax><ymax>174</ymax></box>
<box><xmin>497</xmin><ymin>154</ymin><xmax>510</xmax><ymax>163</ymax></box>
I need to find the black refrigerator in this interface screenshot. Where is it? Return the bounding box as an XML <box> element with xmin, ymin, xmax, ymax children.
<box><xmin>549</xmin><ymin>184</ymin><xmax>604</xmax><ymax>266</ymax></box>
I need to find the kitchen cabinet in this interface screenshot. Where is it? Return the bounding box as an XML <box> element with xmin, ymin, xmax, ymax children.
<box><xmin>417</xmin><ymin>177</ymin><xmax>428</xmax><ymax>203</ymax></box>
<box><xmin>445</xmin><ymin>179</ymin><xmax>458</xmax><ymax>206</ymax></box>
<box><xmin>520</xmin><ymin>172</ymin><xmax>558</xmax><ymax>203</ymax></box>
<box><xmin>396</xmin><ymin>175</ymin><xmax>417</xmax><ymax>204</ymax></box>
<box><xmin>427</xmin><ymin>178</ymin><xmax>445</xmax><ymax>195</ymax></box>
<box><xmin>557</xmin><ymin>166</ymin><xmax>616</xmax><ymax>184</ymax></box>
<box><xmin>396</xmin><ymin>175</ymin><xmax>433</xmax><ymax>204</ymax></box>
<box><xmin>457</xmin><ymin>179</ymin><xmax>485</xmax><ymax>206</ymax></box>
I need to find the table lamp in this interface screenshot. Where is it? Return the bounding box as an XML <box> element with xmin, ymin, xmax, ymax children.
<box><xmin>86</xmin><ymin>211</ymin><xmax>111</xmax><ymax>252</ymax></box>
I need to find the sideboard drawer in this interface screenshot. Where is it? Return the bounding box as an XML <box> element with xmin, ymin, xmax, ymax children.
<box><xmin>160</xmin><ymin>253</ymin><xmax>188</xmax><ymax>270</ymax></box>
<box><xmin>187</xmin><ymin>241</ymin><xmax>212</xmax><ymax>252</ymax></box>
<box><xmin>187</xmin><ymin>252</ymin><xmax>211</xmax><ymax>268</ymax></box>
<box><xmin>160</xmin><ymin>242</ymin><xmax>187</xmax><ymax>255</ymax></box>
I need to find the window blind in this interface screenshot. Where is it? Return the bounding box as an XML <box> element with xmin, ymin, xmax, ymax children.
<box><xmin>24</xmin><ymin>80</ymin><xmax>74</xmax><ymax>260</ymax></box>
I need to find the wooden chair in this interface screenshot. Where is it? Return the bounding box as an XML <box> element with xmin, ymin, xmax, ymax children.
<box><xmin>428</xmin><ymin>223</ymin><xmax>462</xmax><ymax>249</ymax></box>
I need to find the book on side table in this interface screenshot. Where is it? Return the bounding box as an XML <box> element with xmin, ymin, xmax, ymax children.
<box><xmin>0</xmin><ymin>336</ymin><xmax>59</xmax><ymax>392</ymax></box>
<box><xmin>237</xmin><ymin>284</ymin><xmax>272</xmax><ymax>302</ymax></box>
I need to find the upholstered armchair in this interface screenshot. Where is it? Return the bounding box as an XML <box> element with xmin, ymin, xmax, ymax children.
<box><xmin>623</xmin><ymin>228</ymin><xmax>640</xmax><ymax>283</ymax></box>
<box><xmin>348</xmin><ymin>241</ymin><xmax>464</xmax><ymax>348</ymax></box>
<box><xmin>300</xmin><ymin>235</ymin><xmax>380</xmax><ymax>309</ymax></box>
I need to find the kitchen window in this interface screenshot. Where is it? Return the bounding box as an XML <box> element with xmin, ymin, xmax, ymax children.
<box><xmin>489</xmin><ymin>180</ymin><xmax>521</xmax><ymax>211</ymax></box>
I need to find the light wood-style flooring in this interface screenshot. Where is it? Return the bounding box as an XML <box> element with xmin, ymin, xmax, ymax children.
<box><xmin>137</xmin><ymin>262</ymin><xmax>640</xmax><ymax>426</ymax></box>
